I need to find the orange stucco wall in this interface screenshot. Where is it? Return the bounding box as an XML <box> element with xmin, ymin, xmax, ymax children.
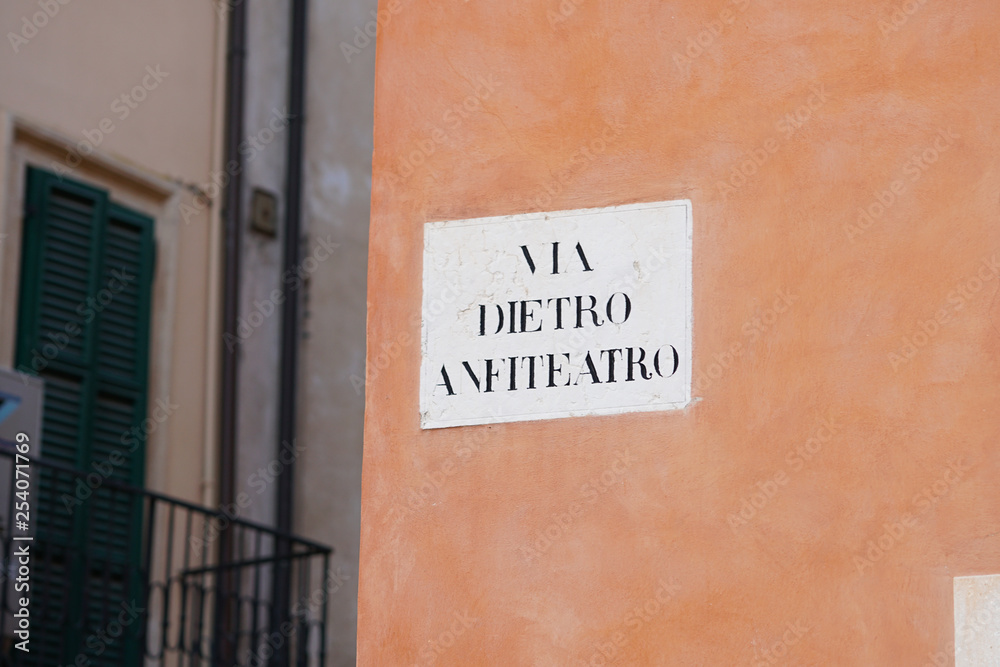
<box><xmin>359</xmin><ymin>1</ymin><xmax>1000</xmax><ymax>664</ymax></box>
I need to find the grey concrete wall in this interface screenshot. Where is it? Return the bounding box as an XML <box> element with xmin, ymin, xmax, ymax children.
<box><xmin>295</xmin><ymin>0</ymin><xmax>378</xmax><ymax>662</ymax></box>
<box><xmin>233</xmin><ymin>0</ymin><xmax>291</xmax><ymax>531</ymax></box>
<box><xmin>226</xmin><ymin>0</ymin><xmax>374</xmax><ymax>660</ymax></box>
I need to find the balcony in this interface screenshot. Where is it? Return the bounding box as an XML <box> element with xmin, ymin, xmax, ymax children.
<box><xmin>0</xmin><ymin>447</ymin><xmax>332</xmax><ymax>666</ymax></box>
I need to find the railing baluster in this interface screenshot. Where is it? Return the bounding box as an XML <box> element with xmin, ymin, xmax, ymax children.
<box><xmin>320</xmin><ymin>552</ymin><xmax>329</xmax><ymax>667</ymax></box>
<box><xmin>0</xmin><ymin>450</ymin><xmax>334</xmax><ymax>667</ymax></box>
<box><xmin>297</xmin><ymin>546</ymin><xmax>311</xmax><ymax>666</ymax></box>
<box><xmin>177</xmin><ymin>508</ymin><xmax>193</xmax><ymax>667</ymax></box>
<box><xmin>233</xmin><ymin>523</ymin><xmax>244</xmax><ymax>664</ymax></box>
<box><xmin>250</xmin><ymin>529</ymin><xmax>263</xmax><ymax>664</ymax></box>
<box><xmin>139</xmin><ymin>494</ymin><xmax>156</xmax><ymax>661</ymax></box>
<box><xmin>196</xmin><ymin>511</ymin><xmax>211</xmax><ymax>667</ymax></box>
<box><xmin>159</xmin><ymin>501</ymin><xmax>176</xmax><ymax>660</ymax></box>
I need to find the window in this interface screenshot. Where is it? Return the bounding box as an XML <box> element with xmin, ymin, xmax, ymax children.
<box><xmin>14</xmin><ymin>166</ymin><xmax>155</xmax><ymax>666</ymax></box>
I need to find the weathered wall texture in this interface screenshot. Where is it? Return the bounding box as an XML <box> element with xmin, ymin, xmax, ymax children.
<box><xmin>296</xmin><ymin>0</ymin><xmax>378</xmax><ymax>662</ymax></box>
<box><xmin>360</xmin><ymin>0</ymin><xmax>1000</xmax><ymax>664</ymax></box>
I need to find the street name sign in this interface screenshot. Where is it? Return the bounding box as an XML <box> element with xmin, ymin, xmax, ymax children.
<box><xmin>420</xmin><ymin>200</ymin><xmax>692</xmax><ymax>429</ymax></box>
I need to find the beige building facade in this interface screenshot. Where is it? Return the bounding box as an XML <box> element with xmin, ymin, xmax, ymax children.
<box><xmin>1</xmin><ymin>0</ymin><xmax>373</xmax><ymax>664</ymax></box>
<box><xmin>0</xmin><ymin>0</ymin><xmax>226</xmax><ymax>513</ymax></box>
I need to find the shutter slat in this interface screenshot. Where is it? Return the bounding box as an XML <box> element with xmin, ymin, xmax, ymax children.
<box><xmin>16</xmin><ymin>168</ymin><xmax>154</xmax><ymax>666</ymax></box>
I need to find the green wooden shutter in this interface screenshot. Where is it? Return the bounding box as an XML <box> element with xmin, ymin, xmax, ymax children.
<box><xmin>14</xmin><ymin>167</ymin><xmax>155</xmax><ymax>667</ymax></box>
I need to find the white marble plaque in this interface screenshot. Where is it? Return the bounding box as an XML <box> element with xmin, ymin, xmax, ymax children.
<box><xmin>954</xmin><ymin>574</ymin><xmax>1000</xmax><ymax>666</ymax></box>
<box><xmin>420</xmin><ymin>200</ymin><xmax>692</xmax><ymax>429</ymax></box>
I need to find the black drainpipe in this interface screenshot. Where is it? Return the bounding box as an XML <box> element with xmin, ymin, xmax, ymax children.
<box><xmin>217</xmin><ymin>0</ymin><xmax>247</xmax><ymax>663</ymax></box>
<box><xmin>271</xmin><ymin>0</ymin><xmax>308</xmax><ymax>662</ymax></box>
<box><xmin>278</xmin><ymin>0</ymin><xmax>307</xmax><ymax>549</ymax></box>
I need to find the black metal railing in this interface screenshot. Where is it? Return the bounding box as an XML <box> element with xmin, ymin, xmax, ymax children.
<box><xmin>0</xmin><ymin>447</ymin><xmax>331</xmax><ymax>667</ymax></box>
